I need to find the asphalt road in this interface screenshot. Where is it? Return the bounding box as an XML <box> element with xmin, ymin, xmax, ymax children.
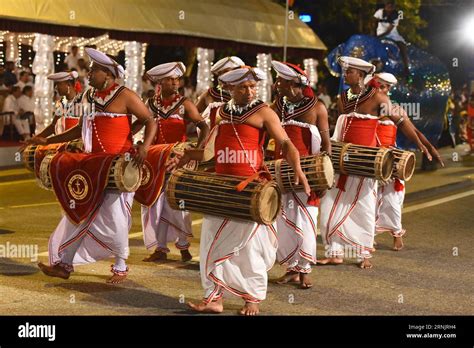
<box><xmin>0</xmin><ymin>169</ymin><xmax>473</xmax><ymax>316</ymax></box>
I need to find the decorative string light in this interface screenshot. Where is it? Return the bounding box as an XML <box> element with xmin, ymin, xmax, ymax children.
<box><xmin>124</xmin><ymin>41</ymin><xmax>147</xmax><ymax>95</ymax></box>
<box><xmin>196</xmin><ymin>47</ymin><xmax>214</xmax><ymax>95</ymax></box>
<box><xmin>0</xmin><ymin>31</ymin><xmax>7</xmax><ymax>66</ymax></box>
<box><xmin>256</xmin><ymin>53</ymin><xmax>272</xmax><ymax>102</ymax></box>
<box><xmin>303</xmin><ymin>58</ymin><xmax>319</xmax><ymax>89</ymax></box>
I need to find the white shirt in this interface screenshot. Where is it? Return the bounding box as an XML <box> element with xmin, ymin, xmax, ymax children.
<box><xmin>2</xmin><ymin>94</ymin><xmax>20</xmax><ymax>115</ymax></box>
<box><xmin>374</xmin><ymin>8</ymin><xmax>401</xmax><ymax>37</ymax></box>
<box><xmin>18</xmin><ymin>95</ymin><xmax>35</xmax><ymax>113</ymax></box>
<box><xmin>318</xmin><ymin>93</ymin><xmax>332</xmax><ymax>109</ymax></box>
<box><xmin>64</xmin><ymin>53</ymin><xmax>80</xmax><ymax>70</ymax></box>
<box><xmin>15</xmin><ymin>81</ymin><xmax>34</xmax><ymax>91</ymax></box>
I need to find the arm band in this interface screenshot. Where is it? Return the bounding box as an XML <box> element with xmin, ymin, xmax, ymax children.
<box><xmin>395</xmin><ymin>117</ymin><xmax>405</xmax><ymax>126</ymax></box>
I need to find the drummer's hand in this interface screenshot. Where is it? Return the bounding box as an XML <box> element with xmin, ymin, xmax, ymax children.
<box><xmin>429</xmin><ymin>146</ymin><xmax>445</xmax><ymax>167</ymax></box>
<box><xmin>294</xmin><ymin>168</ymin><xmax>311</xmax><ymax>196</ymax></box>
<box><xmin>166</xmin><ymin>152</ymin><xmax>191</xmax><ymax>172</ymax></box>
<box><xmin>418</xmin><ymin>143</ymin><xmax>432</xmax><ymax>162</ymax></box>
<box><xmin>133</xmin><ymin>143</ymin><xmax>148</xmax><ymax>168</ymax></box>
<box><xmin>27</xmin><ymin>136</ymin><xmax>48</xmax><ymax>145</ymax></box>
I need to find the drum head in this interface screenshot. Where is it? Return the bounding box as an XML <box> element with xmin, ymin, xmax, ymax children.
<box><xmin>319</xmin><ymin>154</ymin><xmax>335</xmax><ymax>189</ymax></box>
<box><xmin>257</xmin><ymin>182</ymin><xmax>281</xmax><ymax>225</ymax></box>
<box><xmin>120</xmin><ymin>159</ymin><xmax>142</xmax><ymax>192</ymax></box>
<box><xmin>397</xmin><ymin>151</ymin><xmax>416</xmax><ymax>181</ymax></box>
<box><xmin>38</xmin><ymin>153</ymin><xmax>54</xmax><ymax>190</ymax></box>
<box><xmin>379</xmin><ymin>150</ymin><xmax>394</xmax><ymax>181</ymax></box>
<box><xmin>22</xmin><ymin>145</ymin><xmax>37</xmax><ymax>172</ymax></box>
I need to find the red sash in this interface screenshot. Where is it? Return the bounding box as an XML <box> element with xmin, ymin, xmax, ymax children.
<box><xmin>134</xmin><ymin>143</ymin><xmax>175</xmax><ymax>206</ymax></box>
<box><xmin>155</xmin><ymin>118</ymin><xmax>187</xmax><ymax>144</ymax></box>
<box><xmin>50</xmin><ymin>152</ymin><xmax>115</xmax><ymax>224</ymax></box>
<box><xmin>92</xmin><ymin>116</ymin><xmax>132</xmax><ymax>154</ymax></box>
<box><xmin>65</xmin><ymin>118</ymin><xmax>79</xmax><ymax>130</ymax></box>
<box><xmin>342</xmin><ymin>117</ymin><xmax>378</xmax><ymax>146</ymax></box>
<box><xmin>215</xmin><ymin>123</ymin><xmax>264</xmax><ymax>177</ymax></box>
<box><xmin>377</xmin><ymin>123</ymin><xmax>397</xmax><ymax>147</ymax></box>
<box><xmin>275</xmin><ymin>125</ymin><xmax>312</xmax><ymax>159</ymax></box>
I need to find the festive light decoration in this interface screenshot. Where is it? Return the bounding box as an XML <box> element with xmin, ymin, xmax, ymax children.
<box><xmin>303</xmin><ymin>58</ymin><xmax>319</xmax><ymax>89</ymax></box>
<box><xmin>0</xmin><ymin>31</ymin><xmax>7</xmax><ymax>66</ymax></box>
<box><xmin>5</xmin><ymin>32</ymin><xmax>18</xmax><ymax>64</ymax></box>
<box><xmin>32</xmin><ymin>34</ymin><xmax>55</xmax><ymax>133</ymax></box>
<box><xmin>196</xmin><ymin>48</ymin><xmax>214</xmax><ymax>95</ymax></box>
<box><xmin>256</xmin><ymin>53</ymin><xmax>273</xmax><ymax>103</ymax></box>
<box><xmin>124</xmin><ymin>41</ymin><xmax>147</xmax><ymax>95</ymax></box>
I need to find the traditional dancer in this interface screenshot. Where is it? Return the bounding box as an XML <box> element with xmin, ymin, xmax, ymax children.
<box><xmin>168</xmin><ymin>66</ymin><xmax>310</xmax><ymax>315</ymax></box>
<box><xmin>33</xmin><ymin>71</ymin><xmax>81</xmax><ymax>138</ymax></box>
<box><xmin>134</xmin><ymin>62</ymin><xmax>209</xmax><ymax>262</ymax></box>
<box><xmin>372</xmin><ymin>72</ymin><xmax>443</xmax><ymax>250</ymax></box>
<box><xmin>269</xmin><ymin>60</ymin><xmax>331</xmax><ymax>289</ymax></box>
<box><xmin>195</xmin><ymin>56</ymin><xmax>245</xmax><ymax>113</ymax></box>
<box><xmin>30</xmin><ymin>48</ymin><xmax>157</xmax><ymax>283</ymax></box>
<box><xmin>318</xmin><ymin>56</ymin><xmax>431</xmax><ymax>269</ymax></box>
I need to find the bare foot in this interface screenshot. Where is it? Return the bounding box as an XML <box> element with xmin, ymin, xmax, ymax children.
<box><xmin>38</xmin><ymin>262</ymin><xmax>70</xmax><ymax>279</ymax></box>
<box><xmin>317</xmin><ymin>257</ymin><xmax>343</xmax><ymax>265</ymax></box>
<box><xmin>359</xmin><ymin>258</ymin><xmax>373</xmax><ymax>269</ymax></box>
<box><xmin>187</xmin><ymin>299</ymin><xmax>223</xmax><ymax>313</ymax></box>
<box><xmin>393</xmin><ymin>236</ymin><xmax>404</xmax><ymax>251</ymax></box>
<box><xmin>180</xmin><ymin>249</ymin><xmax>192</xmax><ymax>262</ymax></box>
<box><xmin>299</xmin><ymin>273</ymin><xmax>313</xmax><ymax>289</ymax></box>
<box><xmin>143</xmin><ymin>250</ymin><xmax>167</xmax><ymax>262</ymax></box>
<box><xmin>276</xmin><ymin>271</ymin><xmax>300</xmax><ymax>284</ymax></box>
<box><xmin>239</xmin><ymin>302</ymin><xmax>259</xmax><ymax>316</ymax></box>
<box><xmin>106</xmin><ymin>273</ymin><xmax>127</xmax><ymax>284</ymax></box>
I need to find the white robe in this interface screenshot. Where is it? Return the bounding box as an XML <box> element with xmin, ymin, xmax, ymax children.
<box><xmin>276</xmin><ymin>120</ymin><xmax>321</xmax><ymax>273</ymax></box>
<box><xmin>320</xmin><ymin>113</ymin><xmax>378</xmax><ymax>259</ymax></box>
<box><xmin>48</xmin><ymin>191</ymin><xmax>134</xmax><ymax>271</ymax></box>
<box><xmin>376</xmin><ymin>179</ymin><xmax>406</xmax><ymax>237</ymax></box>
<box><xmin>141</xmin><ymin>191</ymin><xmax>193</xmax><ymax>252</ymax></box>
<box><xmin>200</xmin><ymin>215</ymin><xmax>277</xmax><ymax>303</ymax></box>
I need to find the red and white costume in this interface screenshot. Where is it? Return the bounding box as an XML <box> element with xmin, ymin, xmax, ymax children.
<box><xmin>140</xmin><ymin>92</ymin><xmax>193</xmax><ymax>253</ymax></box>
<box><xmin>320</xmin><ymin>86</ymin><xmax>379</xmax><ymax>260</ymax></box>
<box><xmin>48</xmin><ymin>81</ymin><xmax>134</xmax><ymax>275</ymax></box>
<box><xmin>199</xmin><ymin>94</ymin><xmax>278</xmax><ymax>304</ymax></box>
<box><xmin>273</xmin><ymin>95</ymin><xmax>321</xmax><ymax>274</ymax></box>
<box><xmin>375</xmin><ymin>119</ymin><xmax>406</xmax><ymax>237</ymax></box>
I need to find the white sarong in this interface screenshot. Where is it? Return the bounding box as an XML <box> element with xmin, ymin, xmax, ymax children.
<box><xmin>376</xmin><ymin>180</ymin><xmax>406</xmax><ymax>237</ymax></box>
<box><xmin>48</xmin><ymin>191</ymin><xmax>134</xmax><ymax>271</ymax></box>
<box><xmin>200</xmin><ymin>215</ymin><xmax>277</xmax><ymax>303</ymax></box>
<box><xmin>141</xmin><ymin>192</ymin><xmax>193</xmax><ymax>252</ymax></box>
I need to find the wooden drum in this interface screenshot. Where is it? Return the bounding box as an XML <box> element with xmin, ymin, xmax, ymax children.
<box><xmin>166</xmin><ymin>169</ymin><xmax>281</xmax><ymax>225</ymax></box>
<box><xmin>106</xmin><ymin>155</ymin><xmax>142</xmax><ymax>192</ymax></box>
<box><xmin>265</xmin><ymin>153</ymin><xmax>334</xmax><ymax>193</ymax></box>
<box><xmin>331</xmin><ymin>141</ymin><xmax>394</xmax><ymax>181</ymax></box>
<box><xmin>391</xmin><ymin>148</ymin><xmax>416</xmax><ymax>181</ymax></box>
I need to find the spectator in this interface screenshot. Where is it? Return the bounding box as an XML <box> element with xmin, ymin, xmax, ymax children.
<box><xmin>16</xmin><ymin>71</ymin><xmax>33</xmax><ymax>90</ymax></box>
<box><xmin>76</xmin><ymin>58</ymin><xmax>90</xmax><ymax>89</ymax></box>
<box><xmin>374</xmin><ymin>0</ymin><xmax>409</xmax><ymax>77</ymax></box>
<box><xmin>18</xmin><ymin>85</ymin><xmax>36</xmax><ymax>133</ymax></box>
<box><xmin>2</xmin><ymin>86</ymin><xmax>31</xmax><ymax>141</ymax></box>
<box><xmin>3</xmin><ymin>61</ymin><xmax>18</xmax><ymax>86</ymax></box>
<box><xmin>316</xmin><ymin>82</ymin><xmax>331</xmax><ymax>109</ymax></box>
<box><xmin>64</xmin><ymin>45</ymin><xmax>81</xmax><ymax>71</ymax></box>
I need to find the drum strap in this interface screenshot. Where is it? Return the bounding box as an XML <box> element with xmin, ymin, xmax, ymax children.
<box><xmin>235</xmin><ymin>170</ymin><xmax>272</xmax><ymax>192</ymax></box>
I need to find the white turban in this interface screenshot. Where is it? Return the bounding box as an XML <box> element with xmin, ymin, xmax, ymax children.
<box><xmin>218</xmin><ymin>66</ymin><xmax>266</xmax><ymax>85</ymax></box>
<box><xmin>146</xmin><ymin>62</ymin><xmax>186</xmax><ymax>82</ymax></box>
<box><xmin>47</xmin><ymin>71</ymin><xmax>79</xmax><ymax>82</ymax></box>
<box><xmin>271</xmin><ymin>60</ymin><xmax>309</xmax><ymax>86</ymax></box>
<box><xmin>376</xmin><ymin>72</ymin><xmax>398</xmax><ymax>86</ymax></box>
<box><xmin>211</xmin><ymin>56</ymin><xmax>245</xmax><ymax>75</ymax></box>
<box><xmin>85</xmin><ymin>47</ymin><xmax>125</xmax><ymax>79</ymax></box>
<box><xmin>337</xmin><ymin>56</ymin><xmax>375</xmax><ymax>74</ymax></box>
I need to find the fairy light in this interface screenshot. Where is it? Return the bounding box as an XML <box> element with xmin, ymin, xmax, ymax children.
<box><xmin>256</xmin><ymin>53</ymin><xmax>272</xmax><ymax>102</ymax></box>
<box><xmin>303</xmin><ymin>58</ymin><xmax>319</xmax><ymax>89</ymax></box>
<box><xmin>124</xmin><ymin>41</ymin><xmax>146</xmax><ymax>95</ymax></box>
<box><xmin>0</xmin><ymin>31</ymin><xmax>7</xmax><ymax>66</ymax></box>
<box><xmin>196</xmin><ymin>47</ymin><xmax>214</xmax><ymax>95</ymax></box>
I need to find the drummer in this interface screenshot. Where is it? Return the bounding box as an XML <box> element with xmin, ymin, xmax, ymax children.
<box><xmin>318</xmin><ymin>56</ymin><xmax>432</xmax><ymax>269</ymax></box>
<box><xmin>168</xmin><ymin>66</ymin><xmax>310</xmax><ymax>315</ymax></box>
<box><xmin>269</xmin><ymin>60</ymin><xmax>331</xmax><ymax>289</ymax></box>
<box><xmin>372</xmin><ymin>72</ymin><xmax>443</xmax><ymax>251</ymax></box>
<box><xmin>195</xmin><ymin>56</ymin><xmax>245</xmax><ymax>114</ymax></box>
<box><xmin>132</xmin><ymin>62</ymin><xmax>209</xmax><ymax>263</ymax></box>
<box><xmin>31</xmin><ymin>71</ymin><xmax>81</xmax><ymax>139</ymax></box>
<box><xmin>29</xmin><ymin>48</ymin><xmax>157</xmax><ymax>284</ymax></box>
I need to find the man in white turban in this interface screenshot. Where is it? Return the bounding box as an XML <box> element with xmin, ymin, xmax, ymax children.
<box><xmin>167</xmin><ymin>66</ymin><xmax>310</xmax><ymax>315</ymax></box>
